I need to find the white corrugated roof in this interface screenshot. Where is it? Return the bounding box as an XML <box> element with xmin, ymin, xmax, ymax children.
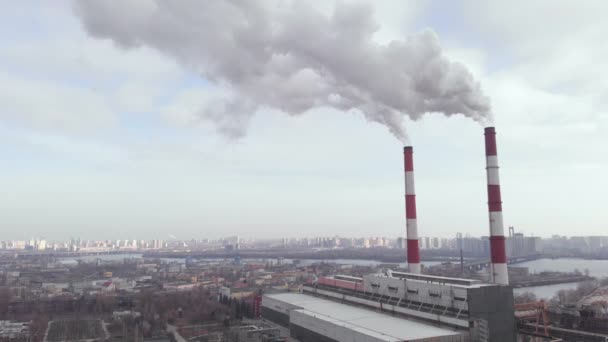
<box><xmin>266</xmin><ymin>292</ymin><xmax>464</xmax><ymax>341</ymax></box>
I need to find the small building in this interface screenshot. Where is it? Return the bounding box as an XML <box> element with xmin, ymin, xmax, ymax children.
<box><xmin>163</xmin><ymin>282</ymin><xmax>201</xmax><ymax>292</ymax></box>
<box><xmin>219</xmin><ymin>286</ymin><xmax>256</xmax><ymax>300</ymax></box>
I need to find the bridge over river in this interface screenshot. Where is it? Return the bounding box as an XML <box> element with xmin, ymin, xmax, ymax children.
<box><xmin>463</xmin><ymin>254</ymin><xmax>545</xmax><ymax>271</ymax></box>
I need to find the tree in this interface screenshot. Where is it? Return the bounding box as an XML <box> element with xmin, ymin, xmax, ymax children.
<box><xmin>550</xmin><ymin>280</ymin><xmax>598</xmax><ymax>305</ymax></box>
<box><xmin>514</xmin><ymin>291</ymin><xmax>537</xmax><ymax>304</ymax></box>
<box><xmin>0</xmin><ymin>287</ymin><xmax>9</xmax><ymax>320</ymax></box>
<box><xmin>234</xmin><ymin>300</ymin><xmax>242</xmax><ymax>320</ymax></box>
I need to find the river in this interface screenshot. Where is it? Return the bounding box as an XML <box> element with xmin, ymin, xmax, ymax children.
<box><xmin>513</xmin><ymin>258</ymin><xmax>608</xmax><ymax>299</ymax></box>
<box><xmin>517</xmin><ymin>258</ymin><xmax>608</xmax><ymax>278</ymax></box>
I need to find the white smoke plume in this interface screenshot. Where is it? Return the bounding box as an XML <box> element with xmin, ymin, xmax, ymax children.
<box><xmin>72</xmin><ymin>1</ymin><xmax>491</xmax><ymax>143</ymax></box>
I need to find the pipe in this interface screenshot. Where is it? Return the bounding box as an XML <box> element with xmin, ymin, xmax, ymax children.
<box><xmin>484</xmin><ymin>127</ymin><xmax>509</xmax><ymax>285</ymax></box>
<box><xmin>404</xmin><ymin>146</ymin><xmax>421</xmax><ymax>274</ymax></box>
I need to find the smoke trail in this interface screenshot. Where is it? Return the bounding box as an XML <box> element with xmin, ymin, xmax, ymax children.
<box><xmin>72</xmin><ymin>1</ymin><xmax>490</xmax><ymax>142</ymax></box>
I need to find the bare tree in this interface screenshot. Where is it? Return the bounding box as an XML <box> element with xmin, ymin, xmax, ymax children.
<box><xmin>514</xmin><ymin>291</ymin><xmax>538</xmax><ymax>304</ymax></box>
<box><xmin>0</xmin><ymin>287</ymin><xmax>9</xmax><ymax>320</ymax></box>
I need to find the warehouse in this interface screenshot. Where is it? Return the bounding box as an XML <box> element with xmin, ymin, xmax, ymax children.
<box><xmin>262</xmin><ymin>293</ymin><xmax>467</xmax><ymax>342</ymax></box>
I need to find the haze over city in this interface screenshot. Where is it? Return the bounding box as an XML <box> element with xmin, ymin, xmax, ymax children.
<box><xmin>1</xmin><ymin>1</ymin><xmax>606</xmax><ymax>241</ymax></box>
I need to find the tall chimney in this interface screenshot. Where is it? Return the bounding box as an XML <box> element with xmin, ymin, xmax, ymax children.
<box><xmin>404</xmin><ymin>146</ymin><xmax>421</xmax><ymax>274</ymax></box>
<box><xmin>484</xmin><ymin>127</ymin><xmax>509</xmax><ymax>285</ymax></box>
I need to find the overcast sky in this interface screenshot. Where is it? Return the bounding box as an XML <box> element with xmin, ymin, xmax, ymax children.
<box><xmin>1</xmin><ymin>1</ymin><xmax>606</xmax><ymax>240</ymax></box>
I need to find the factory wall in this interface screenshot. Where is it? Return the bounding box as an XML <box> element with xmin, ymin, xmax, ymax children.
<box><xmin>260</xmin><ymin>306</ymin><xmax>290</xmax><ymax>327</ymax></box>
<box><xmin>467</xmin><ymin>285</ymin><xmax>516</xmax><ymax>342</ymax></box>
<box><xmin>290</xmin><ymin>323</ymin><xmax>338</xmax><ymax>342</ymax></box>
<box><xmin>261</xmin><ymin>295</ymin><xmax>300</xmax><ymax>327</ymax></box>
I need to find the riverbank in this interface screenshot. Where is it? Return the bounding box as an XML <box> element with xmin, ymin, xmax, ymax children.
<box><xmin>517</xmin><ymin>258</ymin><xmax>608</xmax><ymax>278</ymax></box>
<box><xmin>512</xmin><ymin>275</ymin><xmax>594</xmax><ymax>288</ymax></box>
<box><xmin>514</xmin><ymin>282</ymin><xmax>582</xmax><ymax>299</ymax></box>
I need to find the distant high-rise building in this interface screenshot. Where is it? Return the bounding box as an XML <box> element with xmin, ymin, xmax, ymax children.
<box><xmin>396</xmin><ymin>237</ymin><xmax>406</xmax><ymax>249</ymax></box>
<box><xmin>456</xmin><ymin>233</ymin><xmax>464</xmax><ymax>250</ymax></box>
<box><xmin>37</xmin><ymin>239</ymin><xmax>47</xmax><ymax>250</ymax></box>
<box><xmin>512</xmin><ymin>233</ymin><xmax>524</xmax><ymax>257</ymax></box>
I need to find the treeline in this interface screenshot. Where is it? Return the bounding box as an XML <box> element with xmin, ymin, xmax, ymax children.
<box><xmin>219</xmin><ymin>294</ymin><xmax>257</xmax><ymax>320</ymax></box>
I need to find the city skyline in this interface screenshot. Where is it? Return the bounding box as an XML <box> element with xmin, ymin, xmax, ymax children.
<box><xmin>1</xmin><ymin>1</ymin><xmax>607</xmax><ymax>240</ymax></box>
<box><xmin>0</xmin><ymin>225</ymin><xmax>590</xmax><ymax>241</ymax></box>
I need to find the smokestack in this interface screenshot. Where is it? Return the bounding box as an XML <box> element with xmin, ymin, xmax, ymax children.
<box><xmin>484</xmin><ymin>127</ymin><xmax>509</xmax><ymax>285</ymax></box>
<box><xmin>404</xmin><ymin>146</ymin><xmax>421</xmax><ymax>274</ymax></box>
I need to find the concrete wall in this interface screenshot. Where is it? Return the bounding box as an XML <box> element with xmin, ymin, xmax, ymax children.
<box><xmin>261</xmin><ymin>307</ymin><xmax>290</xmax><ymax>327</ymax></box>
<box><xmin>467</xmin><ymin>286</ymin><xmax>516</xmax><ymax>342</ymax></box>
<box><xmin>290</xmin><ymin>323</ymin><xmax>339</xmax><ymax>342</ymax></box>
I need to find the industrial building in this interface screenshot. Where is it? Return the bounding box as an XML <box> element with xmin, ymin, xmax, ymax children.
<box><xmin>260</xmin><ymin>127</ymin><xmax>517</xmax><ymax>341</ymax></box>
<box><xmin>263</xmin><ymin>292</ymin><xmax>467</xmax><ymax>342</ymax></box>
<box><xmin>263</xmin><ymin>270</ymin><xmax>515</xmax><ymax>342</ymax></box>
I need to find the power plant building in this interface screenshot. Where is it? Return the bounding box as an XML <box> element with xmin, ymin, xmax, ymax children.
<box><xmin>261</xmin><ymin>127</ymin><xmax>517</xmax><ymax>341</ymax></box>
<box><xmin>263</xmin><ymin>292</ymin><xmax>467</xmax><ymax>342</ymax></box>
<box><xmin>263</xmin><ymin>271</ymin><xmax>515</xmax><ymax>342</ymax></box>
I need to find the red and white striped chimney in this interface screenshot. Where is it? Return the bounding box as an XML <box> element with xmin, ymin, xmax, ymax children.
<box><xmin>404</xmin><ymin>146</ymin><xmax>421</xmax><ymax>274</ymax></box>
<box><xmin>484</xmin><ymin>127</ymin><xmax>509</xmax><ymax>285</ymax></box>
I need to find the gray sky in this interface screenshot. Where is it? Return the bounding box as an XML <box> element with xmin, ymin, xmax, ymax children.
<box><xmin>1</xmin><ymin>1</ymin><xmax>606</xmax><ymax>240</ymax></box>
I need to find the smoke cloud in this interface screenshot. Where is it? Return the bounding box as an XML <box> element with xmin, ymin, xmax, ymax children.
<box><xmin>72</xmin><ymin>1</ymin><xmax>491</xmax><ymax>142</ymax></box>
